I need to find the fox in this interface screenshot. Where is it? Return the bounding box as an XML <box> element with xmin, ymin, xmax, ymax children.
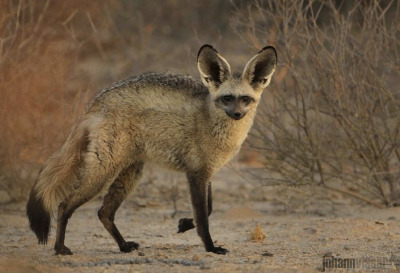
<box><xmin>26</xmin><ymin>44</ymin><xmax>277</xmax><ymax>255</ymax></box>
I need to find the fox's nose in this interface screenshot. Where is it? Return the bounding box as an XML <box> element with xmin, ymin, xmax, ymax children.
<box><xmin>234</xmin><ymin>112</ymin><xmax>242</xmax><ymax>119</ymax></box>
<box><xmin>226</xmin><ymin>110</ymin><xmax>245</xmax><ymax>120</ymax></box>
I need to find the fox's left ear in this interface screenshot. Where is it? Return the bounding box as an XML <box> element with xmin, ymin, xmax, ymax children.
<box><xmin>242</xmin><ymin>46</ymin><xmax>277</xmax><ymax>90</ymax></box>
<box><xmin>197</xmin><ymin>44</ymin><xmax>231</xmax><ymax>89</ymax></box>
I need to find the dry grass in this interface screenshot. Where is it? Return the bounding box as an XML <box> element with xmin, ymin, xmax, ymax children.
<box><xmin>249</xmin><ymin>223</ymin><xmax>267</xmax><ymax>243</ymax></box>
<box><xmin>0</xmin><ymin>1</ymin><xmax>97</xmax><ymax>199</ymax></box>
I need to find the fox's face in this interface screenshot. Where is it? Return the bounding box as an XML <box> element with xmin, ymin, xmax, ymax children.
<box><xmin>215</xmin><ymin>92</ymin><xmax>253</xmax><ymax>120</ymax></box>
<box><xmin>213</xmin><ymin>80</ymin><xmax>258</xmax><ymax>120</ymax></box>
<box><xmin>197</xmin><ymin>45</ymin><xmax>277</xmax><ymax>121</ymax></box>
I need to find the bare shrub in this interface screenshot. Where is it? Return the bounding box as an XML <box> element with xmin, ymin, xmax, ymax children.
<box><xmin>232</xmin><ymin>0</ymin><xmax>400</xmax><ymax>207</ymax></box>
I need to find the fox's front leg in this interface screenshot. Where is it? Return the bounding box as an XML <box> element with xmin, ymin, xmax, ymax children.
<box><xmin>178</xmin><ymin>183</ymin><xmax>212</xmax><ymax>233</ymax></box>
<box><xmin>187</xmin><ymin>172</ymin><xmax>228</xmax><ymax>254</ymax></box>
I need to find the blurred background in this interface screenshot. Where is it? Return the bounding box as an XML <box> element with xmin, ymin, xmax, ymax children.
<box><xmin>1</xmin><ymin>0</ymin><xmax>399</xmax><ymax>210</ymax></box>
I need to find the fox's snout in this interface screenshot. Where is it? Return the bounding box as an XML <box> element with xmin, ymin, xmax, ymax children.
<box><xmin>215</xmin><ymin>95</ymin><xmax>251</xmax><ymax>121</ymax></box>
<box><xmin>225</xmin><ymin>110</ymin><xmax>246</xmax><ymax>120</ymax></box>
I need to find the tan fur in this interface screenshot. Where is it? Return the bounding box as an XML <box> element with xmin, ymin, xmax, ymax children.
<box><xmin>34</xmin><ymin>46</ymin><xmax>277</xmax><ymax>212</ymax></box>
<box><xmin>27</xmin><ymin>44</ymin><xmax>277</xmax><ymax>254</ymax></box>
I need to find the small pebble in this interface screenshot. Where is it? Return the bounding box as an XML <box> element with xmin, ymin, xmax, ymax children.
<box><xmin>200</xmin><ymin>263</ymin><xmax>212</xmax><ymax>270</ymax></box>
<box><xmin>261</xmin><ymin>251</ymin><xmax>273</xmax><ymax>257</ymax></box>
<box><xmin>323</xmin><ymin>252</ymin><xmax>333</xmax><ymax>258</ymax></box>
<box><xmin>303</xmin><ymin>227</ymin><xmax>317</xmax><ymax>234</ymax></box>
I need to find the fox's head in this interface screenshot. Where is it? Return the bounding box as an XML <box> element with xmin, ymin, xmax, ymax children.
<box><xmin>197</xmin><ymin>44</ymin><xmax>277</xmax><ymax>120</ymax></box>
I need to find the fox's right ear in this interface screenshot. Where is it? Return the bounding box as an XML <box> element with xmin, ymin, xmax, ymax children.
<box><xmin>197</xmin><ymin>45</ymin><xmax>231</xmax><ymax>89</ymax></box>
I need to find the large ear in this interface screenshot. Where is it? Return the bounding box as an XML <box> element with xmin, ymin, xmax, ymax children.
<box><xmin>242</xmin><ymin>46</ymin><xmax>277</xmax><ymax>90</ymax></box>
<box><xmin>197</xmin><ymin>44</ymin><xmax>231</xmax><ymax>89</ymax></box>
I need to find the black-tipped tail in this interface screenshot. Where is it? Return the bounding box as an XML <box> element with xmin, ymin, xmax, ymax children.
<box><xmin>26</xmin><ymin>190</ymin><xmax>50</xmax><ymax>244</ymax></box>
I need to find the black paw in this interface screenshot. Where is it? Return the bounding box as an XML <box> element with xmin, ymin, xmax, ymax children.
<box><xmin>209</xmin><ymin>246</ymin><xmax>229</xmax><ymax>255</ymax></box>
<box><xmin>120</xmin><ymin>241</ymin><xmax>139</xmax><ymax>253</ymax></box>
<box><xmin>177</xmin><ymin>218</ymin><xmax>195</xmax><ymax>233</ymax></box>
<box><xmin>55</xmin><ymin>245</ymin><xmax>73</xmax><ymax>255</ymax></box>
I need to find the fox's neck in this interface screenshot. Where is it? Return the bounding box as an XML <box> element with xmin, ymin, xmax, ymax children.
<box><xmin>207</xmin><ymin>102</ymin><xmax>256</xmax><ymax>151</ymax></box>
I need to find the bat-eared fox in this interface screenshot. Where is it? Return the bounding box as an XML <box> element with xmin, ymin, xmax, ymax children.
<box><xmin>27</xmin><ymin>44</ymin><xmax>277</xmax><ymax>255</ymax></box>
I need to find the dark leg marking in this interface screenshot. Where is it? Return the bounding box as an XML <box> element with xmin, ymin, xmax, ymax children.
<box><xmin>177</xmin><ymin>218</ymin><xmax>195</xmax><ymax>233</ymax></box>
<box><xmin>54</xmin><ymin>196</ymin><xmax>91</xmax><ymax>255</ymax></box>
<box><xmin>54</xmin><ymin>202</ymin><xmax>72</xmax><ymax>255</ymax></box>
<box><xmin>178</xmin><ymin>183</ymin><xmax>212</xmax><ymax>233</ymax></box>
<box><xmin>98</xmin><ymin>163</ymin><xmax>143</xmax><ymax>253</ymax></box>
<box><xmin>187</xmin><ymin>173</ymin><xmax>228</xmax><ymax>254</ymax></box>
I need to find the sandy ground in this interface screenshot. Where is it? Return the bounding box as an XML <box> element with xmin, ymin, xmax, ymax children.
<box><xmin>1</xmin><ymin>164</ymin><xmax>400</xmax><ymax>273</ymax></box>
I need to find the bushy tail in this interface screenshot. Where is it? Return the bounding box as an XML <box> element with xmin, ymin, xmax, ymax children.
<box><xmin>26</xmin><ymin>188</ymin><xmax>51</xmax><ymax>244</ymax></box>
<box><xmin>26</xmin><ymin>124</ymin><xmax>89</xmax><ymax>244</ymax></box>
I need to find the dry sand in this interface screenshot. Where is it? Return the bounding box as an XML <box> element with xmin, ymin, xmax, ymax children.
<box><xmin>1</xmin><ymin>164</ymin><xmax>400</xmax><ymax>272</ymax></box>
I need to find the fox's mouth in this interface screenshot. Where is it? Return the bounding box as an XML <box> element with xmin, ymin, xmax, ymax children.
<box><xmin>226</xmin><ymin>111</ymin><xmax>246</xmax><ymax>120</ymax></box>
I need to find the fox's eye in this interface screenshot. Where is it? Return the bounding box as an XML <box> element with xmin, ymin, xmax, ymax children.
<box><xmin>222</xmin><ymin>95</ymin><xmax>234</xmax><ymax>103</ymax></box>
<box><xmin>241</xmin><ymin>96</ymin><xmax>253</xmax><ymax>105</ymax></box>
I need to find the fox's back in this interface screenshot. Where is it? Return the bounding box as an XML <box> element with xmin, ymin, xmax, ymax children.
<box><xmin>89</xmin><ymin>72</ymin><xmax>209</xmax><ymax>113</ymax></box>
<box><xmin>84</xmin><ymin>72</ymin><xmax>211</xmax><ymax>171</ymax></box>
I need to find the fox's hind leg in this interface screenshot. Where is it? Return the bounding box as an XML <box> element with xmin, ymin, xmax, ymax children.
<box><xmin>54</xmin><ymin>169</ymin><xmax>116</xmax><ymax>255</ymax></box>
<box><xmin>178</xmin><ymin>183</ymin><xmax>212</xmax><ymax>233</ymax></box>
<box><xmin>98</xmin><ymin>162</ymin><xmax>144</xmax><ymax>253</ymax></box>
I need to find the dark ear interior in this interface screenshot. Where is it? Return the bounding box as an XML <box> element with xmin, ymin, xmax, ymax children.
<box><xmin>197</xmin><ymin>45</ymin><xmax>231</xmax><ymax>88</ymax></box>
<box><xmin>243</xmin><ymin>46</ymin><xmax>277</xmax><ymax>89</ymax></box>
